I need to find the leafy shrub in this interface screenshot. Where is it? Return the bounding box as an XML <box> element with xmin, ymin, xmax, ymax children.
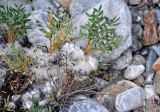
<box><xmin>36</xmin><ymin>8</ymin><xmax>72</xmax><ymax>53</ymax></box>
<box><xmin>0</xmin><ymin>5</ymin><xmax>31</xmax><ymax>43</ymax></box>
<box><xmin>4</xmin><ymin>47</ymin><xmax>32</xmax><ymax>73</ymax></box>
<box><xmin>80</xmin><ymin>5</ymin><xmax>122</xmax><ymax>55</ymax></box>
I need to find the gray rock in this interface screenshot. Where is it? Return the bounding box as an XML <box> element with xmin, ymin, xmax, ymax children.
<box><xmin>69</xmin><ymin>0</ymin><xmax>102</xmax><ymax>18</ymax></box>
<box><xmin>153</xmin><ymin>72</ymin><xmax>160</xmax><ymax>95</ymax></box>
<box><xmin>71</xmin><ymin>0</ymin><xmax>132</xmax><ymax>63</ymax></box>
<box><xmin>153</xmin><ymin>0</ymin><xmax>159</xmax><ymax>4</ymax></box>
<box><xmin>115</xmin><ymin>86</ymin><xmax>145</xmax><ymax>112</ymax></box>
<box><xmin>92</xmin><ymin>77</ymin><xmax>109</xmax><ymax>91</ymax></box>
<box><xmin>24</xmin><ymin>4</ymin><xmax>33</xmax><ymax>13</ymax></box>
<box><xmin>131</xmin><ymin>36</ymin><xmax>142</xmax><ymax>52</ymax></box>
<box><xmin>132</xmin><ymin>24</ymin><xmax>143</xmax><ymax>40</ymax></box>
<box><xmin>140</xmin><ymin>48</ymin><xmax>150</xmax><ymax>56</ymax></box>
<box><xmin>32</xmin><ymin>0</ymin><xmax>57</xmax><ymax>11</ymax></box>
<box><xmin>155</xmin><ymin>9</ymin><xmax>160</xmax><ymax>24</ymax></box>
<box><xmin>26</xmin><ymin>10</ymin><xmax>50</xmax><ymax>47</ymax></box>
<box><xmin>0</xmin><ymin>68</ymin><xmax>7</xmax><ymax>88</ymax></box>
<box><xmin>129</xmin><ymin>0</ymin><xmax>142</xmax><ymax>5</ymax></box>
<box><xmin>133</xmin><ymin>75</ymin><xmax>145</xmax><ymax>86</ymax></box>
<box><xmin>117</xmin><ymin>80</ymin><xmax>138</xmax><ymax>88</ymax></box>
<box><xmin>145</xmin><ymin>85</ymin><xmax>156</xmax><ymax>99</ymax></box>
<box><xmin>132</xmin><ymin>55</ymin><xmax>146</xmax><ymax>65</ymax></box>
<box><xmin>146</xmin><ymin>49</ymin><xmax>157</xmax><ymax>75</ymax></box>
<box><xmin>68</xmin><ymin>98</ymin><xmax>109</xmax><ymax>112</ymax></box>
<box><xmin>124</xmin><ymin>65</ymin><xmax>145</xmax><ymax>80</ymax></box>
<box><xmin>0</xmin><ymin>0</ymin><xmax>31</xmax><ymax>7</ymax></box>
<box><xmin>111</xmin><ymin>49</ymin><xmax>132</xmax><ymax>70</ymax></box>
<box><xmin>131</xmin><ymin>9</ymin><xmax>143</xmax><ymax>24</ymax></box>
<box><xmin>96</xmin><ymin>80</ymin><xmax>137</xmax><ymax>111</ymax></box>
<box><xmin>151</xmin><ymin>43</ymin><xmax>160</xmax><ymax>56</ymax></box>
<box><xmin>131</xmin><ymin>24</ymin><xmax>143</xmax><ymax>51</ymax></box>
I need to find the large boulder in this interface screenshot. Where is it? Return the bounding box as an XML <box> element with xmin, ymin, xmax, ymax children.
<box><xmin>70</xmin><ymin>0</ymin><xmax>132</xmax><ymax>63</ymax></box>
<box><xmin>115</xmin><ymin>86</ymin><xmax>145</xmax><ymax>112</ymax></box>
<box><xmin>0</xmin><ymin>0</ymin><xmax>31</xmax><ymax>7</ymax></box>
<box><xmin>68</xmin><ymin>97</ymin><xmax>109</xmax><ymax>112</ymax></box>
<box><xmin>26</xmin><ymin>10</ymin><xmax>50</xmax><ymax>47</ymax></box>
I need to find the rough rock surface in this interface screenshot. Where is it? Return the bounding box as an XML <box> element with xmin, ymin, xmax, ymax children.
<box><xmin>68</xmin><ymin>98</ymin><xmax>109</xmax><ymax>112</ymax></box>
<box><xmin>153</xmin><ymin>58</ymin><xmax>160</xmax><ymax>72</ymax></box>
<box><xmin>32</xmin><ymin>0</ymin><xmax>57</xmax><ymax>11</ymax></box>
<box><xmin>26</xmin><ymin>10</ymin><xmax>50</xmax><ymax>47</ymax></box>
<box><xmin>96</xmin><ymin>80</ymin><xmax>137</xmax><ymax>111</ymax></box>
<box><xmin>142</xmin><ymin>10</ymin><xmax>159</xmax><ymax>46</ymax></box>
<box><xmin>146</xmin><ymin>49</ymin><xmax>157</xmax><ymax>75</ymax></box>
<box><xmin>132</xmin><ymin>55</ymin><xmax>146</xmax><ymax>65</ymax></box>
<box><xmin>111</xmin><ymin>49</ymin><xmax>132</xmax><ymax>70</ymax></box>
<box><xmin>115</xmin><ymin>86</ymin><xmax>145</xmax><ymax>112</ymax></box>
<box><xmin>71</xmin><ymin>0</ymin><xmax>132</xmax><ymax>63</ymax></box>
<box><xmin>124</xmin><ymin>65</ymin><xmax>145</xmax><ymax>80</ymax></box>
<box><xmin>153</xmin><ymin>72</ymin><xmax>160</xmax><ymax>95</ymax></box>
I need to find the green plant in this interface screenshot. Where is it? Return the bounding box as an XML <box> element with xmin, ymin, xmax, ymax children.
<box><xmin>4</xmin><ymin>47</ymin><xmax>32</xmax><ymax>73</ymax></box>
<box><xmin>80</xmin><ymin>5</ymin><xmax>122</xmax><ymax>55</ymax></box>
<box><xmin>36</xmin><ymin>8</ymin><xmax>72</xmax><ymax>53</ymax></box>
<box><xmin>0</xmin><ymin>5</ymin><xmax>31</xmax><ymax>43</ymax></box>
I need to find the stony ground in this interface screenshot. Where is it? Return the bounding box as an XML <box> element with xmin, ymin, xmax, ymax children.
<box><xmin>0</xmin><ymin>0</ymin><xmax>160</xmax><ymax>112</ymax></box>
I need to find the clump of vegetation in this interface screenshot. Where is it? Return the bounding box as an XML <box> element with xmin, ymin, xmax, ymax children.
<box><xmin>80</xmin><ymin>5</ymin><xmax>122</xmax><ymax>55</ymax></box>
<box><xmin>0</xmin><ymin>5</ymin><xmax>31</xmax><ymax>43</ymax></box>
<box><xmin>1</xmin><ymin>48</ymin><xmax>32</xmax><ymax>94</ymax></box>
<box><xmin>36</xmin><ymin>8</ymin><xmax>72</xmax><ymax>53</ymax></box>
<box><xmin>4</xmin><ymin>47</ymin><xmax>32</xmax><ymax>73</ymax></box>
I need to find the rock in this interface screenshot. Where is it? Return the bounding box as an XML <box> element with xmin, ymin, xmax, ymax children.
<box><xmin>24</xmin><ymin>4</ymin><xmax>33</xmax><ymax>13</ymax></box>
<box><xmin>145</xmin><ymin>85</ymin><xmax>156</xmax><ymax>99</ymax></box>
<box><xmin>26</xmin><ymin>10</ymin><xmax>50</xmax><ymax>47</ymax></box>
<box><xmin>92</xmin><ymin>77</ymin><xmax>109</xmax><ymax>91</ymax></box>
<box><xmin>158</xmin><ymin>25</ymin><xmax>160</xmax><ymax>37</ymax></box>
<box><xmin>71</xmin><ymin>0</ymin><xmax>132</xmax><ymax>63</ymax></box>
<box><xmin>111</xmin><ymin>49</ymin><xmax>132</xmax><ymax>70</ymax></box>
<box><xmin>145</xmin><ymin>96</ymin><xmax>160</xmax><ymax>112</ymax></box>
<box><xmin>153</xmin><ymin>0</ymin><xmax>159</xmax><ymax>4</ymax></box>
<box><xmin>103</xmin><ymin>69</ymin><xmax>123</xmax><ymax>81</ymax></box>
<box><xmin>117</xmin><ymin>80</ymin><xmax>138</xmax><ymax>88</ymax></box>
<box><xmin>54</xmin><ymin>0</ymin><xmax>71</xmax><ymax>8</ymax></box>
<box><xmin>124</xmin><ymin>65</ymin><xmax>145</xmax><ymax>80</ymax></box>
<box><xmin>153</xmin><ymin>58</ymin><xmax>160</xmax><ymax>72</ymax></box>
<box><xmin>21</xmin><ymin>92</ymin><xmax>33</xmax><ymax>109</ymax></box>
<box><xmin>96</xmin><ymin>80</ymin><xmax>137</xmax><ymax>111</ymax></box>
<box><xmin>142</xmin><ymin>10</ymin><xmax>159</xmax><ymax>46</ymax></box>
<box><xmin>69</xmin><ymin>0</ymin><xmax>102</xmax><ymax>18</ymax></box>
<box><xmin>8</xmin><ymin>102</ymin><xmax>16</xmax><ymax>110</ymax></box>
<box><xmin>115</xmin><ymin>86</ymin><xmax>145</xmax><ymax>112</ymax></box>
<box><xmin>133</xmin><ymin>76</ymin><xmax>145</xmax><ymax>86</ymax></box>
<box><xmin>153</xmin><ymin>72</ymin><xmax>160</xmax><ymax>95</ymax></box>
<box><xmin>68</xmin><ymin>98</ymin><xmax>109</xmax><ymax>112</ymax></box>
<box><xmin>129</xmin><ymin>0</ymin><xmax>142</xmax><ymax>5</ymax></box>
<box><xmin>131</xmin><ymin>9</ymin><xmax>143</xmax><ymax>24</ymax></box>
<box><xmin>151</xmin><ymin>43</ymin><xmax>160</xmax><ymax>56</ymax></box>
<box><xmin>154</xmin><ymin>9</ymin><xmax>160</xmax><ymax>24</ymax></box>
<box><xmin>140</xmin><ymin>48</ymin><xmax>150</xmax><ymax>56</ymax></box>
<box><xmin>145</xmin><ymin>73</ymin><xmax>154</xmax><ymax>84</ymax></box>
<box><xmin>0</xmin><ymin>0</ymin><xmax>31</xmax><ymax>7</ymax></box>
<box><xmin>146</xmin><ymin>49</ymin><xmax>157</xmax><ymax>75</ymax></box>
<box><xmin>32</xmin><ymin>0</ymin><xmax>57</xmax><ymax>11</ymax></box>
<box><xmin>132</xmin><ymin>55</ymin><xmax>146</xmax><ymax>65</ymax></box>
<box><xmin>0</xmin><ymin>68</ymin><xmax>7</xmax><ymax>88</ymax></box>
<box><xmin>131</xmin><ymin>37</ymin><xmax>142</xmax><ymax>52</ymax></box>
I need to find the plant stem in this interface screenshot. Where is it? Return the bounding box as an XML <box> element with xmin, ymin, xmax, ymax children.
<box><xmin>7</xmin><ymin>31</ymin><xmax>14</xmax><ymax>43</ymax></box>
<box><xmin>84</xmin><ymin>37</ymin><xmax>91</xmax><ymax>55</ymax></box>
<box><xmin>49</xmin><ymin>38</ymin><xmax>53</xmax><ymax>53</ymax></box>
